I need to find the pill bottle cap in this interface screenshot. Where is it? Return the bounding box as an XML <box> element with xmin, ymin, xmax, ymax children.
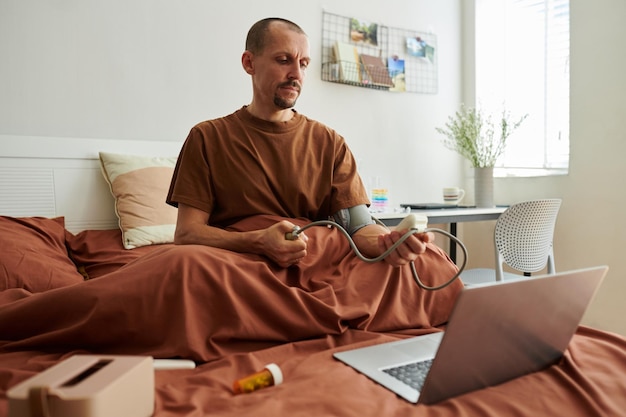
<box><xmin>265</xmin><ymin>363</ymin><xmax>283</xmax><ymax>386</ymax></box>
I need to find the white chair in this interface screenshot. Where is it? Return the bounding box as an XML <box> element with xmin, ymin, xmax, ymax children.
<box><xmin>461</xmin><ymin>199</ymin><xmax>562</xmax><ymax>285</ymax></box>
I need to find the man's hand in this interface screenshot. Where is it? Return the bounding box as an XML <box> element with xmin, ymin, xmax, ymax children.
<box><xmin>352</xmin><ymin>223</ymin><xmax>434</xmax><ymax>267</ymax></box>
<box><xmin>378</xmin><ymin>229</ymin><xmax>434</xmax><ymax>267</ymax></box>
<box><xmin>260</xmin><ymin>221</ymin><xmax>309</xmax><ymax>268</ymax></box>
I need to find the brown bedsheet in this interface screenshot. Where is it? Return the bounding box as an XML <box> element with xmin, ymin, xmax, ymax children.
<box><xmin>1</xmin><ymin>215</ymin><xmax>626</xmax><ymax>416</ymax></box>
<box><xmin>2</xmin><ymin>327</ymin><xmax>625</xmax><ymax>416</ymax></box>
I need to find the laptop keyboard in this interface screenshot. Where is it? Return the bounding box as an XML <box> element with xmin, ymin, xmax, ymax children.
<box><xmin>382</xmin><ymin>359</ymin><xmax>434</xmax><ymax>391</ymax></box>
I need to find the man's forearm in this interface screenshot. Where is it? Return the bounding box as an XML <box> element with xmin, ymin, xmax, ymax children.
<box><xmin>351</xmin><ymin>223</ymin><xmax>390</xmax><ymax>258</ymax></box>
<box><xmin>175</xmin><ymin>222</ymin><xmax>265</xmax><ymax>254</ymax></box>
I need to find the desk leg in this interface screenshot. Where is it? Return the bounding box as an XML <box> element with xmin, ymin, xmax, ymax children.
<box><xmin>449</xmin><ymin>223</ymin><xmax>457</xmax><ymax>263</ymax></box>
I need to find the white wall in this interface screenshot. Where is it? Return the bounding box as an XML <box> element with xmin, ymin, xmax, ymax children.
<box><xmin>461</xmin><ymin>0</ymin><xmax>626</xmax><ymax>336</ymax></box>
<box><xmin>0</xmin><ymin>0</ymin><xmax>464</xmax><ymax>207</ymax></box>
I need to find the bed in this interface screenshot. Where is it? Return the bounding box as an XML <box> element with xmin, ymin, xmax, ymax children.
<box><xmin>2</xmin><ymin>136</ymin><xmax>626</xmax><ymax>417</ymax></box>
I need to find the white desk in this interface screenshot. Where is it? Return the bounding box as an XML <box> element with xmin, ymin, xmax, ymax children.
<box><xmin>375</xmin><ymin>206</ymin><xmax>508</xmax><ymax>262</ymax></box>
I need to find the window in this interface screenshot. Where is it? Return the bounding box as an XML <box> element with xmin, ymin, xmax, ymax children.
<box><xmin>475</xmin><ymin>0</ymin><xmax>570</xmax><ymax>176</ymax></box>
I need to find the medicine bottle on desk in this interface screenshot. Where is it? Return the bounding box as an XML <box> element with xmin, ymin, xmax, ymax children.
<box><xmin>368</xmin><ymin>176</ymin><xmax>390</xmax><ymax>213</ymax></box>
<box><xmin>233</xmin><ymin>363</ymin><xmax>283</xmax><ymax>394</ymax></box>
<box><xmin>370</xmin><ymin>187</ymin><xmax>389</xmax><ymax>213</ymax></box>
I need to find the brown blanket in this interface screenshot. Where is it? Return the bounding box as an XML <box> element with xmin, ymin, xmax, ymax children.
<box><xmin>0</xmin><ymin>216</ymin><xmax>460</xmax><ymax>360</ymax></box>
<box><xmin>1</xmin><ymin>215</ymin><xmax>626</xmax><ymax>416</ymax></box>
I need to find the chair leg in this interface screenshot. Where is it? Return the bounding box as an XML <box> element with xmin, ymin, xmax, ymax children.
<box><xmin>547</xmin><ymin>249</ymin><xmax>556</xmax><ymax>275</ymax></box>
<box><xmin>495</xmin><ymin>244</ymin><xmax>504</xmax><ymax>281</ymax></box>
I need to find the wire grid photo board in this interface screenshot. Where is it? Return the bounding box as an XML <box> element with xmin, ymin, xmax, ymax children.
<box><xmin>321</xmin><ymin>11</ymin><xmax>438</xmax><ymax>94</ymax></box>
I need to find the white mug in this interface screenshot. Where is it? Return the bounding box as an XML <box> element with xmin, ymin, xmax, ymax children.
<box><xmin>443</xmin><ymin>187</ymin><xmax>465</xmax><ymax>204</ymax></box>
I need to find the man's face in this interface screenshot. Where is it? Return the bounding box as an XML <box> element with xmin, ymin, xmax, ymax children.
<box><xmin>248</xmin><ymin>24</ymin><xmax>311</xmax><ymax>110</ymax></box>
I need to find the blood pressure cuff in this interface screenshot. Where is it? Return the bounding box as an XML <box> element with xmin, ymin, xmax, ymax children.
<box><xmin>332</xmin><ymin>204</ymin><xmax>375</xmax><ymax>236</ymax></box>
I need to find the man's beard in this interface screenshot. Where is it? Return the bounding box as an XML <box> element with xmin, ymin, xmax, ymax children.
<box><xmin>274</xmin><ymin>81</ymin><xmax>301</xmax><ymax>109</ymax></box>
<box><xmin>274</xmin><ymin>95</ymin><xmax>297</xmax><ymax>109</ymax></box>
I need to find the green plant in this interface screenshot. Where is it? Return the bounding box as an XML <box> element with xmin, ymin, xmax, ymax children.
<box><xmin>435</xmin><ymin>105</ymin><xmax>528</xmax><ymax>168</ymax></box>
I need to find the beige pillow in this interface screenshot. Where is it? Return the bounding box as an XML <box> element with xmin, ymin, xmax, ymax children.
<box><xmin>99</xmin><ymin>152</ymin><xmax>178</xmax><ymax>249</ymax></box>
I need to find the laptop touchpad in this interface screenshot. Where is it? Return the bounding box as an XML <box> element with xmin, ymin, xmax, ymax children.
<box><xmin>392</xmin><ymin>335</ymin><xmax>442</xmax><ymax>359</ymax></box>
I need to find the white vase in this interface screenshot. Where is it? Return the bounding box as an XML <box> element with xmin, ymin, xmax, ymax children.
<box><xmin>474</xmin><ymin>167</ymin><xmax>494</xmax><ymax>208</ymax></box>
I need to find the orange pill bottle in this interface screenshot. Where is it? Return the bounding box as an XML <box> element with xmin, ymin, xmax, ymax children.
<box><xmin>233</xmin><ymin>363</ymin><xmax>283</xmax><ymax>394</ymax></box>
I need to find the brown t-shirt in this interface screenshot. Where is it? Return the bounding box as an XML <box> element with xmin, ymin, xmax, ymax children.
<box><xmin>167</xmin><ymin>107</ymin><xmax>369</xmax><ymax>228</ymax></box>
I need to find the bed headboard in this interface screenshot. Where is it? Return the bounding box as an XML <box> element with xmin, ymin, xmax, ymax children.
<box><xmin>0</xmin><ymin>135</ymin><xmax>183</xmax><ymax>233</ymax></box>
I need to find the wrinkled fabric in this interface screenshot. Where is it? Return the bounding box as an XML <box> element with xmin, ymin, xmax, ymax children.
<box><xmin>2</xmin><ymin>215</ymin><xmax>625</xmax><ymax>416</ymax></box>
<box><xmin>0</xmin><ymin>215</ymin><xmax>461</xmax><ymax>361</ymax></box>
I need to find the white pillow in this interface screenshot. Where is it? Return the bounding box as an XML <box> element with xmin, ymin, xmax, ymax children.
<box><xmin>99</xmin><ymin>152</ymin><xmax>177</xmax><ymax>249</ymax></box>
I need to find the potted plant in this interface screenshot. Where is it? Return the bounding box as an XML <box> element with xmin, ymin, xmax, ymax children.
<box><xmin>435</xmin><ymin>104</ymin><xmax>527</xmax><ymax>207</ymax></box>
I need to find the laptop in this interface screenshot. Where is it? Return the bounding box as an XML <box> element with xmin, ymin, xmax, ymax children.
<box><xmin>401</xmin><ymin>203</ymin><xmax>460</xmax><ymax>210</ymax></box>
<box><xmin>333</xmin><ymin>266</ymin><xmax>608</xmax><ymax>404</ymax></box>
